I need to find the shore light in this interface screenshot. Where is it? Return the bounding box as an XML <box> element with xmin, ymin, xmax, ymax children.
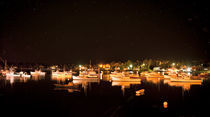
<box><xmin>187</xmin><ymin>67</ymin><xmax>191</xmax><ymax>72</ymax></box>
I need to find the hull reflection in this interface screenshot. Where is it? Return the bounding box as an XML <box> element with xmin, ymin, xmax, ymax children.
<box><xmin>112</xmin><ymin>81</ymin><xmax>141</xmax><ymax>96</ymax></box>
<box><xmin>146</xmin><ymin>77</ymin><xmax>161</xmax><ymax>84</ymax></box>
<box><xmin>165</xmin><ymin>81</ymin><xmax>202</xmax><ymax>91</ymax></box>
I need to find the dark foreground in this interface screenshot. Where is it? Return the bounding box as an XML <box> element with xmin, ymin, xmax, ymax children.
<box><xmin>0</xmin><ymin>75</ymin><xmax>210</xmax><ymax>117</ymax></box>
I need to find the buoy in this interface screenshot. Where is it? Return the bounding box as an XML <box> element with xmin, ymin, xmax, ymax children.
<box><xmin>136</xmin><ymin>89</ymin><xmax>145</xmax><ymax>94</ymax></box>
<box><xmin>136</xmin><ymin>89</ymin><xmax>145</xmax><ymax>96</ymax></box>
<box><xmin>163</xmin><ymin>101</ymin><xmax>168</xmax><ymax>108</ymax></box>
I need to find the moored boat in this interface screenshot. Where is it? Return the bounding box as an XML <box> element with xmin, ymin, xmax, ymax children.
<box><xmin>145</xmin><ymin>72</ymin><xmax>164</xmax><ymax>78</ymax></box>
<box><xmin>76</xmin><ymin>70</ymin><xmax>98</xmax><ymax>79</ymax></box>
<box><xmin>112</xmin><ymin>76</ymin><xmax>141</xmax><ymax>82</ymax></box>
<box><xmin>6</xmin><ymin>72</ymin><xmax>20</xmax><ymax>77</ymax></box>
<box><xmin>31</xmin><ymin>70</ymin><xmax>46</xmax><ymax>76</ymax></box>
<box><xmin>73</xmin><ymin>76</ymin><xmax>98</xmax><ymax>80</ymax></box>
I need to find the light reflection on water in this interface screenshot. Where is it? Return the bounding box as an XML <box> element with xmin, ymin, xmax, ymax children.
<box><xmin>0</xmin><ymin>74</ymin><xmax>206</xmax><ymax>98</ymax></box>
<box><xmin>0</xmin><ymin>74</ymin><xmax>205</xmax><ymax>94</ymax></box>
<box><xmin>31</xmin><ymin>76</ymin><xmax>45</xmax><ymax>81</ymax></box>
<box><xmin>0</xmin><ymin>74</ymin><xmax>209</xmax><ymax>117</ymax></box>
<box><xmin>163</xmin><ymin>79</ymin><xmax>202</xmax><ymax>91</ymax></box>
<box><xmin>112</xmin><ymin>81</ymin><xmax>141</xmax><ymax>96</ymax></box>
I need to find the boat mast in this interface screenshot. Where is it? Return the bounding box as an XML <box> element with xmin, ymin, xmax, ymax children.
<box><xmin>89</xmin><ymin>59</ymin><xmax>92</xmax><ymax>69</ymax></box>
<box><xmin>0</xmin><ymin>57</ymin><xmax>7</xmax><ymax>70</ymax></box>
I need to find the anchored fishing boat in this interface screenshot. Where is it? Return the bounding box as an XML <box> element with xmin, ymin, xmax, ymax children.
<box><xmin>74</xmin><ymin>70</ymin><xmax>98</xmax><ymax>79</ymax></box>
<box><xmin>31</xmin><ymin>70</ymin><xmax>46</xmax><ymax>76</ymax></box>
<box><xmin>6</xmin><ymin>72</ymin><xmax>20</xmax><ymax>77</ymax></box>
<box><xmin>52</xmin><ymin>70</ymin><xmax>72</xmax><ymax>78</ymax></box>
<box><xmin>112</xmin><ymin>76</ymin><xmax>141</xmax><ymax>82</ymax></box>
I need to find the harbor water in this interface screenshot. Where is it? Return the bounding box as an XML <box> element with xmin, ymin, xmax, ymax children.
<box><xmin>0</xmin><ymin>74</ymin><xmax>209</xmax><ymax>117</ymax></box>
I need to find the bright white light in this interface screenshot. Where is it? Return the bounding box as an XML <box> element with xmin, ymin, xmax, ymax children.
<box><xmin>142</xmin><ymin>63</ymin><xmax>145</xmax><ymax>66</ymax></box>
<box><xmin>79</xmin><ymin>65</ymin><xmax>82</xmax><ymax>67</ymax></box>
<box><xmin>130</xmin><ymin>64</ymin><xmax>133</xmax><ymax>68</ymax></box>
<box><xmin>187</xmin><ymin>67</ymin><xmax>191</xmax><ymax>72</ymax></box>
<box><xmin>172</xmin><ymin>63</ymin><xmax>175</xmax><ymax>66</ymax></box>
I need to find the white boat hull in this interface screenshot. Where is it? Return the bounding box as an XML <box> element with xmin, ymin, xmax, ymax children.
<box><xmin>163</xmin><ymin>75</ymin><xmax>171</xmax><ymax>79</ymax></box>
<box><xmin>22</xmin><ymin>75</ymin><xmax>31</xmax><ymax>78</ymax></box>
<box><xmin>6</xmin><ymin>73</ymin><xmax>20</xmax><ymax>77</ymax></box>
<box><xmin>112</xmin><ymin>77</ymin><xmax>141</xmax><ymax>82</ymax></box>
<box><xmin>73</xmin><ymin>76</ymin><xmax>98</xmax><ymax>80</ymax></box>
<box><xmin>170</xmin><ymin>78</ymin><xmax>202</xmax><ymax>83</ymax></box>
<box><xmin>31</xmin><ymin>72</ymin><xmax>46</xmax><ymax>76</ymax></box>
<box><xmin>87</xmin><ymin>75</ymin><xmax>98</xmax><ymax>78</ymax></box>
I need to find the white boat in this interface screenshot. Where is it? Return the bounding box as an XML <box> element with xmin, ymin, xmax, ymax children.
<box><xmin>6</xmin><ymin>72</ymin><xmax>20</xmax><ymax>77</ymax></box>
<box><xmin>110</xmin><ymin>71</ymin><xmax>140</xmax><ymax>79</ymax></box>
<box><xmin>52</xmin><ymin>70</ymin><xmax>60</xmax><ymax>77</ymax></box>
<box><xmin>87</xmin><ymin>71</ymin><xmax>98</xmax><ymax>78</ymax></box>
<box><xmin>52</xmin><ymin>70</ymin><xmax>72</xmax><ymax>78</ymax></box>
<box><xmin>31</xmin><ymin>70</ymin><xmax>46</xmax><ymax>76</ymax></box>
<box><xmin>73</xmin><ymin>76</ymin><xmax>98</xmax><ymax>80</ymax></box>
<box><xmin>18</xmin><ymin>71</ymin><xmax>31</xmax><ymax>78</ymax></box>
<box><xmin>112</xmin><ymin>77</ymin><xmax>141</xmax><ymax>82</ymax></box>
<box><xmin>136</xmin><ymin>89</ymin><xmax>145</xmax><ymax>96</ymax></box>
<box><xmin>78</xmin><ymin>70</ymin><xmax>98</xmax><ymax>78</ymax></box>
<box><xmin>22</xmin><ymin>74</ymin><xmax>31</xmax><ymax>78</ymax></box>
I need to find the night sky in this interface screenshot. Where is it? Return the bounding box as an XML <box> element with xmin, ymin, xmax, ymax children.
<box><xmin>0</xmin><ymin>0</ymin><xmax>209</xmax><ymax>64</ymax></box>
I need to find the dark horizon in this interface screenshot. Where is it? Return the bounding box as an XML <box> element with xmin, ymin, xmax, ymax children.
<box><xmin>1</xmin><ymin>0</ymin><xmax>210</xmax><ymax>64</ymax></box>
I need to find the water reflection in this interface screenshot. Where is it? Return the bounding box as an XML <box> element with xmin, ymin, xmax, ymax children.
<box><xmin>163</xmin><ymin>101</ymin><xmax>168</xmax><ymax>109</ymax></box>
<box><xmin>73</xmin><ymin>79</ymin><xmax>100</xmax><ymax>95</ymax></box>
<box><xmin>164</xmin><ymin>80</ymin><xmax>202</xmax><ymax>91</ymax></box>
<box><xmin>31</xmin><ymin>76</ymin><xmax>45</xmax><ymax>81</ymax></box>
<box><xmin>53</xmin><ymin>77</ymin><xmax>100</xmax><ymax>95</ymax></box>
<box><xmin>0</xmin><ymin>72</ymin><xmax>205</xmax><ymax>97</ymax></box>
<box><xmin>136</xmin><ymin>89</ymin><xmax>145</xmax><ymax>96</ymax></box>
<box><xmin>101</xmin><ymin>74</ymin><xmax>111</xmax><ymax>81</ymax></box>
<box><xmin>146</xmin><ymin>77</ymin><xmax>161</xmax><ymax>84</ymax></box>
<box><xmin>51</xmin><ymin>77</ymin><xmax>72</xmax><ymax>84</ymax></box>
<box><xmin>0</xmin><ymin>71</ymin><xmax>209</xmax><ymax>117</ymax></box>
<box><xmin>5</xmin><ymin>76</ymin><xmax>29</xmax><ymax>86</ymax></box>
<box><xmin>112</xmin><ymin>81</ymin><xmax>141</xmax><ymax>96</ymax></box>
<box><xmin>54</xmin><ymin>82</ymin><xmax>81</xmax><ymax>93</ymax></box>
<box><xmin>0</xmin><ymin>74</ymin><xmax>46</xmax><ymax>87</ymax></box>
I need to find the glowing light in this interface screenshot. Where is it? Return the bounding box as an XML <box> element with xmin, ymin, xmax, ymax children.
<box><xmin>79</xmin><ymin>65</ymin><xmax>82</xmax><ymax>67</ymax></box>
<box><xmin>130</xmin><ymin>64</ymin><xmax>133</xmax><ymax>68</ymax></box>
<box><xmin>142</xmin><ymin>63</ymin><xmax>145</xmax><ymax>66</ymax></box>
<box><xmin>136</xmin><ymin>89</ymin><xmax>145</xmax><ymax>96</ymax></box>
<box><xmin>163</xmin><ymin>101</ymin><xmax>168</xmax><ymax>108</ymax></box>
<box><xmin>187</xmin><ymin>67</ymin><xmax>191</xmax><ymax>72</ymax></box>
<box><xmin>136</xmin><ymin>93</ymin><xmax>141</xmax><ymax>96</ymax></box>
<box><xmin>172</xmin><ymin>63</ymin><xmax>175</xmax><ymax>66</ymax></box>
<box><xmin>99</xmin><ymin>64</ymin><xmax>103</xmax><ymax>68</ymax></box>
